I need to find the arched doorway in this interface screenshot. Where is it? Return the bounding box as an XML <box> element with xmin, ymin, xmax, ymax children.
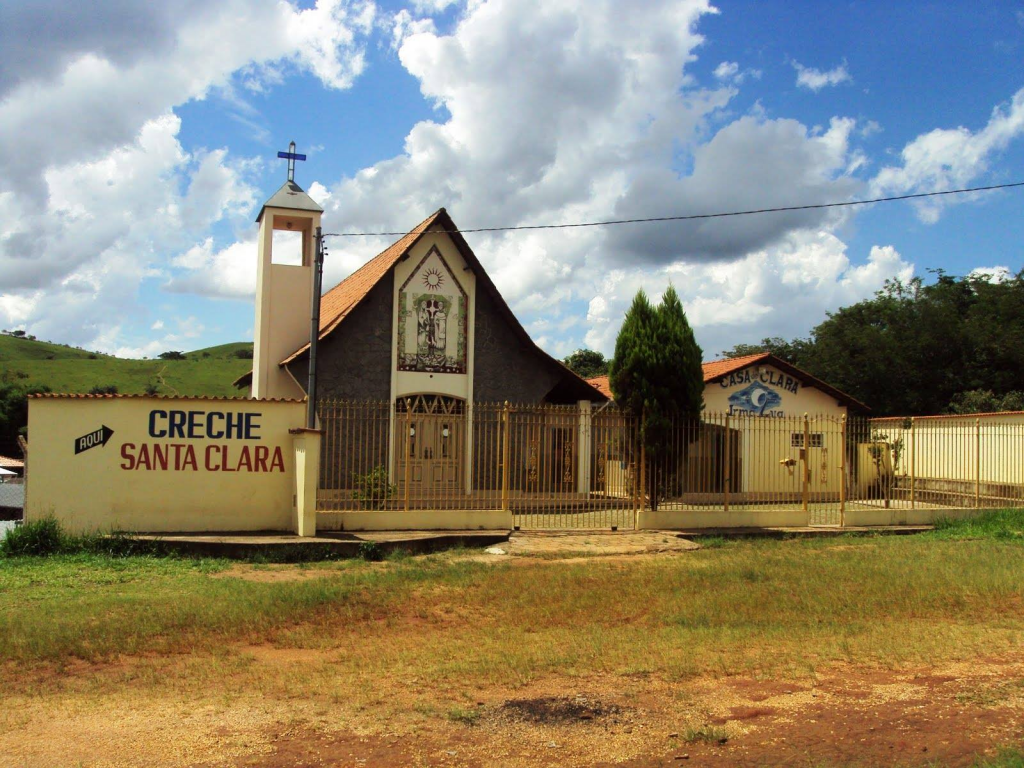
<box><xmin>394</xmin><ymin>395</ymin><xmax>466</xmax><ymax>498</ymax></box>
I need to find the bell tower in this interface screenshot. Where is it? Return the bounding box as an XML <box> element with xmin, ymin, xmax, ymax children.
<box><xmin>251</xmin><ymin>142</ymin><xmax>323</xmax><ymax>400</ymax></box>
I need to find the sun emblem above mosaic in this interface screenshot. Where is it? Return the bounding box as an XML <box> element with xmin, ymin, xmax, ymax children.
<box><xmin>422</xmin><ymin>267</ymin><xmax>444</xmax><ymax>290</ymax></box>
<box><xmin>397</xmin><ymin>247</ymin><xmax>468</xmax><ymax>374</ymax></box>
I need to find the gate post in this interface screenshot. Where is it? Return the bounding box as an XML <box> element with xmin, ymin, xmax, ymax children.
<box><xmin>802</xmin><ymin>413</ymin><xmax>810</xmax><ymax>516</ymax></box>
<box><xmin>975</xmin><ymin>417</ymin><xmax>981</xmax><ymax>508</ymax></box>
<box><xmin>723</xmin><ymin>413</ymin><xmax>731</xmax><ymax>514</ymax></box>
<box><xmin>839</xmin><ymin>414</ymin><xmax>847</xmax><ymax>527</ymax></box>
<box><xmin>577</xmin><ymin>400</ymin><xmax>592</xmax><ymax>496</ymax></box>
<box><xmin>910</xmin><ymin>417</ymin><xmax>916</xmax><ymax>509</ymax></box>
<box><xmin>291</xmin><ymin>427</ymin><xmax>321</xmax><ymax>537</ymax></box>
<box><xmin>404</xmin><ymin>400</ymin><xmax>411</xmax><ymax>512</ymax></box>
<box><xmin>501</xmin><ymin>401</ymin><xmax>511</xmax><ymax>513</ymax></box>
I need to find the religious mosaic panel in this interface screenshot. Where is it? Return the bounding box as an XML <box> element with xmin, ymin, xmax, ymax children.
<box><xmin>397</xmin><ymin>246</ymin><xmax>468</xmax><ymax>374</ymax></box>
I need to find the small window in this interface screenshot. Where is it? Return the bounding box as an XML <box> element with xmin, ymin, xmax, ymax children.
<box><xmin>791</xmin><ymin>433</ymin><xmax>824</xmax><ymax>448</ymax></box>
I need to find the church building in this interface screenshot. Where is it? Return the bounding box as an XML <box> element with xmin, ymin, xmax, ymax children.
<box><xmin>236</xmin><ymin>166</ymin><xmax>868</xmax><ymax>512</ymax></box>
<box><xmin>237</xmin><ymin>177</ymin><xmax>604</xmax><ymax>408</ymax></box>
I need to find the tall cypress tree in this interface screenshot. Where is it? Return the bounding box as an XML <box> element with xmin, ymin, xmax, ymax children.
<box><xmin>608</xmin><ymin>285</ymin><xmax>703</xmax><ymax>508</ymax></box>
<box><xmin>656</xmin><ymin>285</ymin><xmax>704</xmax><ymax>418</ymax></box>
<box><xmin>608</xmin><ymin>289</ymin><xmax>658</xmax><ymax>419</ymax></box>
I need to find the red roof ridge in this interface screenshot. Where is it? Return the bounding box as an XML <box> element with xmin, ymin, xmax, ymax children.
<box><xmin>872</xmin><ymin>410</ymin><xmax>1024</xmax><ymax>421</ymax></box>
<box><xmin>28</xmin><ymin>393</ymin><xmax>304</xmax><ymax>403</ymax></box>
<box><xmin>586</xmin><ymin>352</ymin><xmax>868</xmax><ymax>411</ymax></box>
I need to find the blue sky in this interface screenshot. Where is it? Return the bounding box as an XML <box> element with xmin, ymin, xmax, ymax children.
<box><xmin>1</xmin><ymin>0</ymin><xmax>1022</xmax><ymax>360</ymax></box>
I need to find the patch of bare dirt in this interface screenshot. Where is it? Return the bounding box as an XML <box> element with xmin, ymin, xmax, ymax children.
<box><xmin>5</xmin><ymin>655</ymin><xmax>1024</xmax><ymax>767</ymax></box>
<box><xmin>497</xmin><ymin>695</ymin><xmax>623</xmax><ymax>724</ymax></box>
<box><xmin>211</xmin><ymin>565</ymin><xmax>342</xmax><ymax>583</ymax></box>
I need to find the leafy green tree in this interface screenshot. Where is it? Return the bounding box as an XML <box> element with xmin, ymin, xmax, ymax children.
<box><xmin>158</xmin><ymin>351</ymin><xmax>186</xmax><ymax>360</ymax></box>
<box><xmin>796</xmin><ymin>272</ymin><xmax>1024</xmax><ymax>415</ymax></box>
<box><xmin>0</xmin><ymin>382</ymin><xmax>50</xmax><ymax>457</ymax></box>
<box><xmin>947</xmin><ymin>390</ymin><xmax>1024</xmax><ymax>414</ymax></box>
<box><xmin>719</xmin><ymin>337</ymin><xmax>808</xmax><ymax>365</ymax></box>
<box><xmin>562</xmin><ymin>348</ymin><xmax>609</xmax><ymax>378</ymax></box>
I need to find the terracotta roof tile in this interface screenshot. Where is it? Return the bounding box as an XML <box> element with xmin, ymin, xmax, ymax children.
<box><xmin>586</xmin><ymin>376</ymin><xmax>613</xmax><ymax>398</ymax></box>
<box><xmin>0</xmin><ymin>455</ymin><xmax>24</xmax><ymax>468</ymax></box>
<box><xmin>585</xmin><ymin>352</ymin><xmax>868</xmax><ymax>411</ymax></box>
<box><xmin>700</xmin><ymin>352</ymin><xmax>773</xmax><ymax>381</ymax></box>
<box><xmin>586</xmin><ymin>355</ymin><xmax>769</xmax><ymax>399</ymax></box>
<box><xmin>873</xmin><ymin>411</ymin><xmax>1024</xmax><ymax>421</ymax></box>
<box><xmin>28</xmin><ymin>393</ymin><xmax>303</xmax><ymax>403</ymax></box>
<box><xmin>280</xmin><ymin>209</ymin><xmax>446</xmax><ymax>365</ymax></box>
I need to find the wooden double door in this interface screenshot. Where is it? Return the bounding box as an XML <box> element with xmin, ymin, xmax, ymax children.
<box><xmin>395</xmin><ymin>395</ymin><xmax>465</xmax><ymax>496</ymax></box>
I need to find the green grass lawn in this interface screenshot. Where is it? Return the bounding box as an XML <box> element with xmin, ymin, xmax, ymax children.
<box><xmin>4</xmin><ymin>511</ymin><xmax>1024</xmax><ymax>766</ymax></box>
<box><xmin>3</xmin><ymin>510</ymin><xmax>1024</xmax><ymax>681</ymax></box>
<box><xmin>0</xmin><ymin>334</ymin><xmax>252</xmax><ymax>397</ymax></box>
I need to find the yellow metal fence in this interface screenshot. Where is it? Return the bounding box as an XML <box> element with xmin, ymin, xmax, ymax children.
<box><xmin>316</xmin><ymin>399</ymin><xmax>1024</xmax><ymax>529</ymax></box>
<box><xmin>867</xmin><ymin>414</ymin><xmax>1024</xmax><ymax>510</ymax></box>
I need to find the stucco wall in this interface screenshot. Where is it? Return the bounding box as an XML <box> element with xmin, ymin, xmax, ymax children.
<box><xmin>27</xmin><ymin>396</ymin><xmax>306</xmax><ymax>533</ymax></box>
<box><xmin>473</xmin><ymin>287</ymin><xmax>561</xmax><ymax>403</ymax></box>
<box><xmin>290</xmin><ymin>273</ymin><xmax>395</xmax><ymax>402</ymax></box>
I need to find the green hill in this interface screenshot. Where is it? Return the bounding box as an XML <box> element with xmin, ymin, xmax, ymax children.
<box><xmin>0</xmin><ymin>334</ymin><xmax>253</xmax><ymax>398</ymax></box>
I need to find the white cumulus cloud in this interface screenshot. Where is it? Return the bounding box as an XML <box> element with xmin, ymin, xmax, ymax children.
<box><xmin>793</xmin><ymin>60</ymin><xmax>851</xmax><ymax>91</ymax></box>
<box><xmin>871</xmin><ymin>87</ymin><xmax>1024</xmax><ymax>222</ymax></box>
<box><xmin>0</xmin><ymin>0</ymin><xmax>377</xmax><ymax>351</ymax></box>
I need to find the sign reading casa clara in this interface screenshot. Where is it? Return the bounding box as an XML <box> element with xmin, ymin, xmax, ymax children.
<box><xmin>720</xmin><ymin>368</ymin><xmax>801</xmax><ymax>418</ymax></box>
<box><xmin>116</xmin><ymin>408</ymin><xmax>285</xmax><ymax>473</ymax></box>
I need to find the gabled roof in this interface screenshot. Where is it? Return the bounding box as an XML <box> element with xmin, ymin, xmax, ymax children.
<box><xmin>280</xmin><ymin>210</ymin><xmax>443</xmax><ymax>365</ymax></box>
<box><xmin>700</xmin><ymin>352</ymin><xmax>775</xmax><ymax>382</ymax></box>
<box><xmin>276</xmin><ymin>208</ymin><xmax>606</xmax><ymax>402</ymax></box>
<box><xmin>587</xmin><ymin>352</ymin><xmax>869</xmax><ymax>411</ymax></box>
<box><xmin>255</xmin><ymin>180</ymin><xmax>323</xmax><ymax>223</ymax></box>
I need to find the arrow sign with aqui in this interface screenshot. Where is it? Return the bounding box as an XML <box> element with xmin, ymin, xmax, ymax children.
<box><xmin>75</xmin><ymin>425</ymin><xmax>115</xmax><ymax>455</ymax></box>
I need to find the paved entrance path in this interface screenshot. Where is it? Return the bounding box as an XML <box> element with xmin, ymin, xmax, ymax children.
<box><xmin>485</xmin><ymin>530</ymin><xmax>700</xmax><ymax>557</ymax></box>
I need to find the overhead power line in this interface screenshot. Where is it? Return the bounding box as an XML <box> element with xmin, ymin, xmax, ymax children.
<box><xmin>322</xmin><ymin>180</ymin><xmax>1024</xmax><ymax>238</ymax></box>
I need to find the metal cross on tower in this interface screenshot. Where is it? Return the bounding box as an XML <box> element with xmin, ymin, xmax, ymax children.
<box><xmin>277</xmin><ymin>141</ymin><xmax>306</xmax><ymax>183</ymax></box>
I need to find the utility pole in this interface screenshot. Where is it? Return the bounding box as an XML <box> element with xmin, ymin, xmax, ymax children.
<box><xmin>306</xmin><ymin>226</ymin><xmax>325</xmax><ymax>429</ymax></box>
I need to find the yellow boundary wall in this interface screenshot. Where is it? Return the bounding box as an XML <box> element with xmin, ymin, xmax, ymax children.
<box><xmin>27</xmin><ymin>396</ymin><xmax>320</xmax><ymax>535</ymax></box>
<box><xmin>318</xmin><ymin>509</ymin><xmax>513</xmax><ymax>531</ymax></box>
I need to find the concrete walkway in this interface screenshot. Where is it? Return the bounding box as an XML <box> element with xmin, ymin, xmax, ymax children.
<box><xmin>671</xmin><ymin>525</ymin><xmax>934</xmax><ymax>539</ymax></box>
<box><xmin>486</xmin><ymin>530</ymin><xmax>701</xmax><ymax>557</ymax></box>
<box><xmin>133</xmin><ymin>530</ymin><xmax>510</xmax><ymax>559</ymax></box>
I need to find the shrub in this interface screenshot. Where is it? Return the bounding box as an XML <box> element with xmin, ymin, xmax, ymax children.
<box><xmin>158</xmin><ymin>351</ymin><xmax>186</xmax><ymax>360</ymax></box>
<box><xmin>0</xmin><ymin>517</ymin><xmax>68</xmax><ymax>556</ymax></box>
<box><xmin>0</xmin><ymin>518</ymin><xmax>157</xmax><ymax>558</ymax></box>
<box><xmin>234</xmin><ymin>348</ymin><xmax>254</xmax><ymax>359</ymax></box>
<box><xmin>352</xmin><ymin>465</ymin><xmax>396</xmax><ymax>510</ymax></box>
<box><xmin>88</xmin><ymin>385</ymin><xmax>119</xmax><ymax>395</ymax></box>
<box><xmin>357</xmin><ymin>541</ymin><xmax>385</xmax><ymax>561</ymax></box>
